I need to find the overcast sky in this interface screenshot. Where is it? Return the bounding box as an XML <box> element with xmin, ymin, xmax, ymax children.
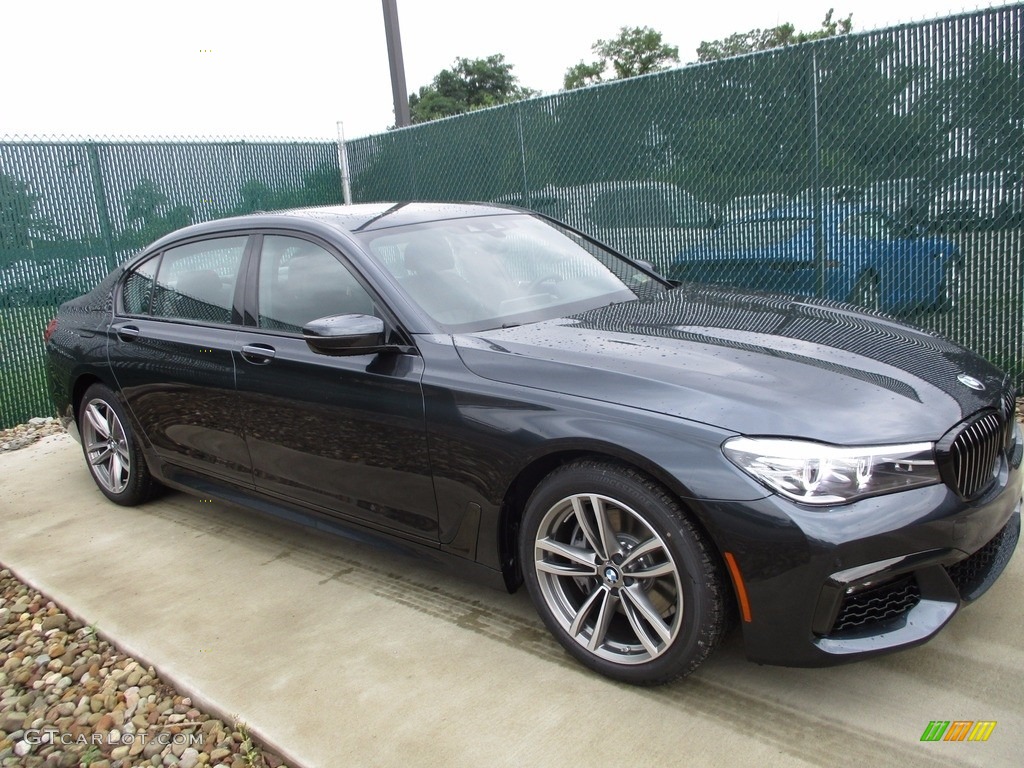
<box><xmin>1</xmin><ymin>1</ymin><xmax>1005</xmax><ymax>141</ymax></box>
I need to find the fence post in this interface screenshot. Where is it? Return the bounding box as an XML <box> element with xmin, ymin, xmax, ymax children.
<box><xmin>810</xmin><ymin>48</ymin><xmax>827</xmax><ymax>300</ymax></box>
<box><xmin>336</xmin><ymin>122</ymin><xmax>353</xmax><ymax>205</ymax></box>
<box><xmin>516</xmin><ymin>104</ymin><xmax>530</xmax><ymax>207</ymax></box>
<box><xmin>86</xmin><ymin>142</ymin><xmax>115</xmax><ymax>271</ymax></box>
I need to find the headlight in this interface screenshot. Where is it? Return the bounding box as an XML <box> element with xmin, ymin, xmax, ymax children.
<box><xmin>723</xmin><ymin>437</ymin><xmax>940</xmax><ymax>505</ymax></box>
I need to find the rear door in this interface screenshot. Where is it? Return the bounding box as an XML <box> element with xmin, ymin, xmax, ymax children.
<box><xmin>108</xmin><ymin>235</ymin><xmax>253</xmax><ymax>486</ymax></box>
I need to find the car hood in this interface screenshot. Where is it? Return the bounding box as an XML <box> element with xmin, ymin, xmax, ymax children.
<box><xmin>453</xmin><ymin>284</ymin><xmax>1007</xmax><ymax>444</ymax></box>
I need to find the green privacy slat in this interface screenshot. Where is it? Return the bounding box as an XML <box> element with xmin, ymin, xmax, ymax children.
<box><xmin>2</xmin><ymin>7</ymin><xmax>1022</xmax><ymax>428</ymax></box>
<box><xmin>346</xmin><ymin>6</ymin><xmax>1022</xmax><ymax>391</ymax></box>
<box><xmin>0</xmin><ymin>140</ymin><xmax>342</xmax><ymax>428</ymax></box>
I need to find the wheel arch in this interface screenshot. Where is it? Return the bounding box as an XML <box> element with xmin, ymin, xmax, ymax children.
<box><xmin>497</xmin><ymin>442</ymin><xmax>724</xmax><ymax>593</ymax></box>
<box><xmin>71</xmin><ymin>372</ymin><xmax>113</xmax><ymax>425</ymax></box>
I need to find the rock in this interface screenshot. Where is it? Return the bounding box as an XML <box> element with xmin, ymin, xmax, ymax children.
<box><xmin>209</xmin><ymin>748</ymin><xmax>231</xmax><ymax>762</ymax></box>
<box><xmin>0</xmin><ymin>712</ymin><xmax>26</xmax><ymax>732</ymax></box>
<box><xmin>40</xmin><ymin>615</ymin><xmax>68</xmax><ymax>632</ymax></box>
<box><xmin>143</xmin><ymin>737</ymin><xmax>164</xmax><ymax>758</ymax></box>
<box><xmin>129</xmin><ymin>735</ymin><xmax>147</xmax><ymax>757</ymax></box>
<box><xmin>110</xmin><ymin>745</ymin><xmax>130</xmax><ymax>760</ymax></box>
<box><xmin>124</xmin><ymin>687</ymin><xmax>141</xmax><ymax>718</ymax></box>
<box><xmin>179</xmin><ymin>747</ymin><xmax>201</xmax><ymax>768</ymax></box>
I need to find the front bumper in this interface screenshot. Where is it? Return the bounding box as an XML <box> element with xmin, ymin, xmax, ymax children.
<box><xmin>713</xmin><ymin>455</ymin><xmax>1022</xmax><ymax>667</ymax></box>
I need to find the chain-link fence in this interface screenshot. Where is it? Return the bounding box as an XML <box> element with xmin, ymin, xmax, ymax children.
<box><xmin>348</xmin><ymin>5</ymin><xmax>1023</xmax><ymax>388</ymax></box>
<box><xmin>1</xmin><ymin>7</ymin><xmax>1021</xmax><ymax>429</ymax></box>
<box><xmin>0</xmin><ymin>139</ymin><xmax>341</xmax><ymax>427</ymax></box>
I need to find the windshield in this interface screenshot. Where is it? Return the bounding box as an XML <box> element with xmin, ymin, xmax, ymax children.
<box><xmin>356</xmin><ymin>213</ymin><xmax>666</xmax><ymax>331</ymax></box>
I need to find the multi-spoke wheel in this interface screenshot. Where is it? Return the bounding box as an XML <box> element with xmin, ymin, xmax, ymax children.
<box><xmin>78</xmin><ymin>383</ymin><xmax>155</xmax><ymax>506</ymax></box>
<box><xmin>521</xmin><ymin>461</ymin><xmax>726</xmax><ymax>685</ymax></box>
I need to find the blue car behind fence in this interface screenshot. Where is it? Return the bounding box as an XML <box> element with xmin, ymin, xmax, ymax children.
<box><xmin>669</xmin><ymin>206</ymin><xmax>961</xmax><ymax>313</ymax></box>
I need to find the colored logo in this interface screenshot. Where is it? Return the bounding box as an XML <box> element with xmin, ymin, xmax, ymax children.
<box><xmin>920</xmin><ymin>721</ymin><xmax>996</xmax><ymax>742</ymax></box>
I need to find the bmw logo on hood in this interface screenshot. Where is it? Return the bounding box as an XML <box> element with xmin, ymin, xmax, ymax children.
<box><xmin>957</xmin><ymin>373</ymin><xmax>986</xmax><ymax>391</ymax></box>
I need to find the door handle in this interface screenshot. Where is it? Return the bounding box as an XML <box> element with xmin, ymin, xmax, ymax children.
<box><xmin>115</xmin><ymin>324</ymin><xmax>140</xmax><ymax>342</ymax></box>
<box><xmin>241</xmin><ymin>344</ymin><xmax>276</xmax><ymax>363</ymax></box>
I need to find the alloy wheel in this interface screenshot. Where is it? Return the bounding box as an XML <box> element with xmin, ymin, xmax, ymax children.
<box><xmin>81</xmin><ymin>397</ymin><xmax>132</xmax><ymax>495</ymax></box>
<box><xmin>533</xmin><ymin>492</ymin><xmax>683</xmax><ymax>665</ymax></box>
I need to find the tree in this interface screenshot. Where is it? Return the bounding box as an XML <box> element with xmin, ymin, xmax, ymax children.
<box><xmin>408</xmin><ymin>55</ymin><xmax>535</xmax><ymax>124</ymax></box>
<box><xmin>118</xmin><ymin>179</ymin><xmax>194</xmax><ymax>248</ymax></box>
<box><xmin>564</xmin><ymin>26</ymin><xmax>680</xmax><ymax>90</ymax></box>
<box><xmin>696</xmin><ymin>9</ymin><xmax>853</xmax><ymax>62</ymax></box>
<box><xmin>124</xmin><ymin>179</ymin><xmax>168</xmax><ymax>228</ymax></box>
<box><xmin>0</xmin><ymin>173</ymin><xmax>56</xmax><ymax>256</ymax></box>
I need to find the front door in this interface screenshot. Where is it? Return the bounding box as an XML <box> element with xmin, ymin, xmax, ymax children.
<box><xmin>234</xmin><ymin>234</ymin><xmax>438</xmax><ymax>540</ymax></box>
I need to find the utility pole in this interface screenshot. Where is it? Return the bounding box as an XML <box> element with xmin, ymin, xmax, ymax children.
<box><xmin>382</xmin><ymin>0</ymin><xmax>411</xmax><ymax>128</ymax></box>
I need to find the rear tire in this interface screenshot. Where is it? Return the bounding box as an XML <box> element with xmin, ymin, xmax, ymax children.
<box><xmin>78</xmin><ymin>383</ymin><xmax>155</xmax><ymax>506</ymax></box>
<box><xmin>520</xmin><ymin>460</ymin><xmax>726</xmax><ymax>685</ymax></box>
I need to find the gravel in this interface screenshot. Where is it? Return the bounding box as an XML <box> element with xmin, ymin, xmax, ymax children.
<box><xmin>0</xmin><ymin>418</ymin><xmax>66</xmax><ymax>453</ymax></box>
<box><xmin>2</xmin><ymin>396</ymin><xmax>1021</xmax><ymax>766</ymax></box>
<box><xmin>0</xmin><ymin>568</ymin><xmax>291</xmax><ymax>767</ymax></box>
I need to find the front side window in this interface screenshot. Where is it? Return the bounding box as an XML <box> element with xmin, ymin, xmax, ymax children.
<box><xmin>148</xmin><ymin>237</ymin><xmax>247</xmax><ymax>324</ymax></box>
<box><xmin>257</xmin><ymin>236</ymin><xmax>376</xmax><ymax>332</ymax></box>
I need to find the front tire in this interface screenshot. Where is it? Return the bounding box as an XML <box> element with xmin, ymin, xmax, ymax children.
<box><xmin>520</xmin><ymin>460</ymin><xmax>726</xmax><ymax>685</ymax></box>
<box><xmin>78</xmin><ymin>383</ymin><xmax>155</xmax><ymax>506</ymax></box>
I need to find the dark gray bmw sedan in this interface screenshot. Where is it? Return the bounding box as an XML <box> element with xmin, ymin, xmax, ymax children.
<box><xmin>45</xmin><ymin>202</ymin><xmax>1022</xmax><ymax>685</ymax></box>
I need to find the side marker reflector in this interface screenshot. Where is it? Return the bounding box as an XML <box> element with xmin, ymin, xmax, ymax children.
<box><xmin>724</xmin><ymin>551</ymin><xmax>752</xmax><ymax>623</ymax></box>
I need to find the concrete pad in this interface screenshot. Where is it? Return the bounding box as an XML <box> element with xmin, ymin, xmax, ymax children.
<box><xmin>1</xmin><ymin>434</ymin><xmax>1021</xmax><ymax>767</ymax></box>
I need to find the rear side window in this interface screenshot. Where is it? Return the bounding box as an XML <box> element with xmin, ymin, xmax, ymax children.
<box><xmin>150</xmin><ymin>237</ymin><xmax>248</xmax><ymax>324</ymax></box>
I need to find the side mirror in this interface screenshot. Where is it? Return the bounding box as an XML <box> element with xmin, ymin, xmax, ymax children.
<box><xmin>303</xmin><ymin>314</ymin><xmax>388</xmax><ymax>356</ymax></box>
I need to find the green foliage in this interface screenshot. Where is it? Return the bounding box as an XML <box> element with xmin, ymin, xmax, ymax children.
<box><xmin>564</xmin><ymin>26</ymin><xmax>680</xmax><ymax>90</ymax></box>
<box><xmin>696</xmin><ymin>9</ymin><xmax>853</xmax><ymax>62</ymax></box>
<box><xmin>118</xmin><ymin>178</ymin><xmax>195</xmax><ymax>250</ymax></box>
<box><xmin>228</xmin><ymin>165</ymin><xmax>343</xmax><ymax>215</ymax></box>
<box><xmin>409</xmin><ymin>54</ymin><xmax>535</xmax><ymax>123</ymax></box>
<box><xmin>563</xmin><ymin>61</ymin><xmax>606</xmax><ymax>91</ymax></box>
<box><xmin>0</xmin><ymin>173</ymin><xmax>57</xmax><ymax>254</ymax></box>
<box><xmin>111</xmin><ymin>164</ymin><xmax>342</xmax><ymax>251</ymax></box>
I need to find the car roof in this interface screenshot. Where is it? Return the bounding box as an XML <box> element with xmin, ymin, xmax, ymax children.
<box><xmin>138</xmin><ymin>201</ymin><xmax>526</xmax><ymax>253</ymax></box>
